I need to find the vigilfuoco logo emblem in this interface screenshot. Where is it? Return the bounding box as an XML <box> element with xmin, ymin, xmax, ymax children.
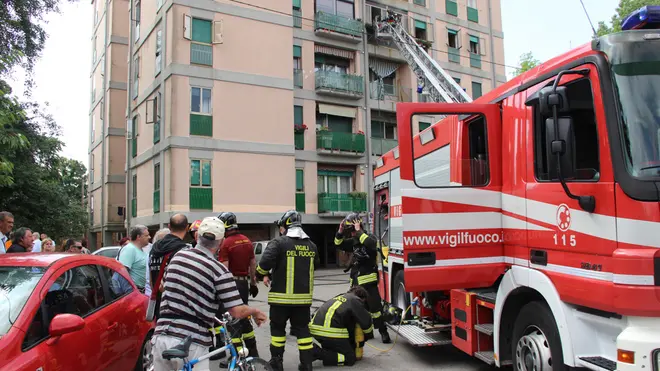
<box><xmin>556</xmin><ymin>204</ymin><xmax>571</xmax><ymax>232</ymax></box>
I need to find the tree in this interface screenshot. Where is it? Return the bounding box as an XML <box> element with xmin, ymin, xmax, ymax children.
<box><xmin>514</xmin><ymin>52</ymin><xmax>541</xmax><ymax>76</ymax></box>
<box><xmin>597</xmin><ymin>0</ymin><xmax>660</xmax><ymax>36</ymax></box>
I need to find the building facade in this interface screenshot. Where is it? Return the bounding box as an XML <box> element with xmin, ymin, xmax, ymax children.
<box><xmin>87</xmin><ymin>0</ymin><xmax>506</xmax><ymax>261</ymax></box>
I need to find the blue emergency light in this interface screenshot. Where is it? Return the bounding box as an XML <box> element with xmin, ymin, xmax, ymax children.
<box><xmin>621</xmin><ymin>5</ymin><xmax>660</xmax><ymax>30</ymax></box>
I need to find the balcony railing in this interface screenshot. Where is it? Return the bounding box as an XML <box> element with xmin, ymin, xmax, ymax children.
<box><xmin>294</xmin><ymin>69</ymin><xmax>303</xmax><ymax>88</ymax></box>
<box><xmin>191</xmin><ymin>43</ymin><xmax>212</xmax><ymax>66</ymax></box>
<box><xmin>314</xmin><ymin>12</ymin><xmax>363</xmax><ymax>38</ymax></box>
<box><xmin>190</xmin><ymin>114</ymin><xmax>213</xmax><ymax>136</ymax></box>
<box><xmin>318</xmin><ymin>193</ymin><xmax>367</xmax><ymax>213</ymax></box>
<box><xmin>371</xmin><ymin>138</ymin><xmax>398</xmax><ymax>156</ymax></box>
<box><xmin>295</xmin><ymin>192</ymin><xmax>306</xmax><ymax>212</ymax></box>
<box><xmin>190</xmin><ymin>187</ymin><xmax>212</xmax><ymax>210</ymax></box>
<box><xmin>448</xmin><ymin>47</ymin><xmax>461</xmax><ymax>63</ymax></box>
<box><xmin>315</xmin><ymin>70</ymin><xmax>364</xmax><ymax>97</ymax></box>
<box><xmin>369</xmin><ymin>83</ymin><xmax>412</xmax><ymax>101</ymax></box>
<box><xmin>131</xmin><ymin>198</ymin><xmax>137</xmax><ymax>217</ymax></box>
<box><xmin>153</xmin><ymin>190</ymin><xmax>160</xmax><ymax>214</ymax></box>
<box><xmin>316</xmin><ymin>131</ymin><xmax>366</xmax><ymax>153</ymax></box>
<box><xmin>470</xmin><ymin>53</ymin><xmax>482</xmax><ymax>69</ymax></box>
<box><xmin>294</xmin><ymin>132</ymin><xmax>304</xmax><ymax>150</ymax></box>
<box><xmin>293</xmin><ymin>8</ymin><xmax>302</xmax><ymax>28</ymax></box>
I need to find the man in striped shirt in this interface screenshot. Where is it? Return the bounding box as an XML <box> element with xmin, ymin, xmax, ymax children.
<box><xmin>151</xmin><ymin>216</ymin><xmax>268</xmax><ymax>371</ymax></box>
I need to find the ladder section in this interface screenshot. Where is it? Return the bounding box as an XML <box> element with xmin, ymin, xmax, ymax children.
<box><xmin>375</xmin><ymin>10</ymin><xmax>473</xmax><ymax>105</ymax></box>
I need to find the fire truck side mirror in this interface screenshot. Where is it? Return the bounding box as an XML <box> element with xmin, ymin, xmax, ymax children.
<box><xmin>538</xmin><ymin>85</ymin><xmax>569</xmax><ymax>117</ymax></box>
<box><xmin>544</xmin><ymin>117</ymin><xmax>576</xmax><ymax>180</ymax></box>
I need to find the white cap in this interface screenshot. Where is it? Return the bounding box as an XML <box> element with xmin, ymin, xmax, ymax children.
<box><xmin>198</xmin><ymin>217</ymin><xmax>225</xmax><ymax>241</ymax></box>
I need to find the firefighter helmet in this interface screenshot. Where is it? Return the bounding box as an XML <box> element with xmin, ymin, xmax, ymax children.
<box><xmin>275</xmin><ymin>210</ymin><xmax>302</xmax><ymax>230</ymax></box>
<box><xmin>341</xmin><ymin>212</ymin><xmax>363</xmax><ymax>235</ymax></box>
<box><xmin>189</xmin><ymin>219</ymin><xmax>202</xmax><ymax>233</ymax></box>
<box><xmin>218</xmin><ymin>212</ymin><xmax>238</xmax><ymax>230</ymax></box>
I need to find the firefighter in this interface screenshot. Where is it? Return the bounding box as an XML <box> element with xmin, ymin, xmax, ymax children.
<box><xmin>335</xmin><ymin>213</ymin><xmax>391</xmax><ymax>344</ymax></box>
<box><xmin>214</xmin><ymin>211</ymin><xmax>260</xmax><ymax>365</ymax></box>
<box><xmin>188</xmin><ymin>219</ymin><xmax>201</xmax><ymax>248</ymax></box>
<box><xmin>309</xmin><ymin>285</ymin><xmax>374</xmax><ymax>367</ymax></box>
<box><xmin>255</xmin><ymin>210</ymin><xmax>320</xmax><ymax>371</ymax></box>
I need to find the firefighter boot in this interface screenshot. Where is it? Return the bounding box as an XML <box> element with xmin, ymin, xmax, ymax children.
<box><xmin>268</xmin><ymin>356</ymin><xmax>284</xmax><ymax>371</ymax></box>
<box><xmin>380</xmin><ymin>328</ymin><xmax>392</xmax><ymax>344</ymax></box>
<box><xmin>244</xmin><ymin>337</ymin><xmax>259</xmax><ymax>358</ymax></box>
<box><xmin>298</xmin><ymin>363</ymin><xmax>313</xmax><ymax>371</ymax></box>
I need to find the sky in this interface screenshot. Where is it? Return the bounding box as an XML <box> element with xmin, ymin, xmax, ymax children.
<box><xmin>7</xmin><ymin>0</ymin><xmax>620</xmax><ymax>165</ymax></box>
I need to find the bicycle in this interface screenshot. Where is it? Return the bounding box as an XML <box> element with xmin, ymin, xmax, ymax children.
<box><xmin>159</xmin><ymin>313</ymin><xmax>272</xmax><ymax>371</ymax></box>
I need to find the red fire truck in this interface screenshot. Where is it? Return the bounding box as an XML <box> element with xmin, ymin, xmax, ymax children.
<box><xmin>372</xmin><ymin>6</ymin><xmax>660</xmax><ymax>371</ymax></box>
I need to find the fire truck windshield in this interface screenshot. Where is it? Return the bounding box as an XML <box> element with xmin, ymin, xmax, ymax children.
<box><xmin>597</xmin><ymin>30</ymin><xmax>660</xmax><ymax>178</ymax></box>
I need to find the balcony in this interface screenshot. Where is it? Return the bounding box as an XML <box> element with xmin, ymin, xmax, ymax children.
<box><xmin>293</xmin><ymin>8</ymin><xmax>302</xmax><ymax>28</ymax></box>
<box><xmin>315</xmin><ymin>70</ymin><xmax>364</xmax><ymax>99</ymax></box>
<box><xmin>295</xmin><ymin>192</ymin><xmax>306</xmax><ymax>213</ymax></box>
<box><xmin>448</xmin><ymin>47</ymin><xmax>461</xmax><ymax>63</ymax></box>
<box><xmin>190</xmin><ymin>114</ymin><xmax>213</xmax><ymax>136</ymax></box>
<box><xmin>470</xmin><ymin>53</ymin><xmax>482</xmax><ymax>69</ymax></box>
<box><xmin>191</xmin><ymin>43</ymin><xmax>212</xmax><ymax>66</ymax></box>
<box><xmin>314</xmin><ymin>12</ymin><xmax>363</xmax><ymax>43</ymax></box>
<box><xmin>318</xmin><ymin>193</ymin><xmax>367</xmax><ymax>216</ymax></box>
<box><xmin>190</xmin><ymin>187</ymin><xmax>212</xmax><ymax>210</ymax></box>
<box><xmin>294</xmin><ymin>132</ymin><xmax>304</xmax><ymax>150</ymax></box>
<box><xmin>316</xmin><ymin>131</ymin><xmax>366</xmax><ymax>156</ymax></box>
<box><xmin>371</xmin><ymin>138</ymin><xmax>398</xmax><ymax>156</ymax></box>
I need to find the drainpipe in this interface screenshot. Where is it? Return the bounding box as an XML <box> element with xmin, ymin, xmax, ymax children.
<box><xmin>361</xmin><ymin>0</ymin><xmax>373</xmax><ymax>231</ymax></box>
<box><xmin>126</xmin><ymin>0</ymin><xmax>134</xmax><ymax>235</ymax></box>
<box><xmin>486</xmin><ymin>0</ymin><xmax>497</xmax><ymax>86</ymax></box>
<box><xmin>159</xmin><ymin>6</ymin><xmax>167</xmax><ymax>227</ymax></box>
<box><xmin>100</xmin><ymin>0</ymin><xmax>110</xmax><ymax>246</ymax></box>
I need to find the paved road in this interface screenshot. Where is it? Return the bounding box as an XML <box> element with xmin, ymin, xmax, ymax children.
<box><xmin>209</xmin><ymin>268</ymin><xmax>498</xmax><ymax>370</ymax></box>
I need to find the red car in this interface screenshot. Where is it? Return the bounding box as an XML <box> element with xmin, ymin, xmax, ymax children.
<box><xmin>0</xmin><ymin>253</ymin><xmax>154</xmax><ymax>370</ymax></box>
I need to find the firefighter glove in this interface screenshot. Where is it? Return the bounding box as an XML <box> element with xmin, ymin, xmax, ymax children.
<box><xmin>250</xmin><ymin>284</ymin><xmax>259</xmax><ymax>298</ymax></box>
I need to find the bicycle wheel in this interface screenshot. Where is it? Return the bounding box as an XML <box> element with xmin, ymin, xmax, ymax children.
<box><xmin>238</xmin><ymin>357</ymin><xmax>273</xmax><ymax>371</ymax></box>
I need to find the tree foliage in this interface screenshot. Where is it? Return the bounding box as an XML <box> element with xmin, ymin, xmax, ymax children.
<box><xmin>596</xmin><ymin>0</ymin><xmax>660</xmax><ymax>36</ymax></box>
<box><xmin>514</xmin><ymin>52</ymin><xmax>541</xmax><ymax>76</ymax></box>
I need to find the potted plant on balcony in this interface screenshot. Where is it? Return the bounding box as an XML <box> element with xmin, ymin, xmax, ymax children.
<box><xmin>294</xmin><ymin>124</ymin><xmax>308</xmax><ymax>133</ymax></box>
<box><xmin>416</xmin><ymin>38</ymin><xmax>433</xmax><ymax>51</ymax></box>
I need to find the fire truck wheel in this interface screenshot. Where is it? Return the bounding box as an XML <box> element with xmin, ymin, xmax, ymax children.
<box><xmin>511</xmin><ymin>301</ymin><xmax>565</xmax><ymax>371</ymax></box>
<box><xmin>392</xmin><ymin>270</ymin><xmax>410</xmax><ymax>313</ymax></box>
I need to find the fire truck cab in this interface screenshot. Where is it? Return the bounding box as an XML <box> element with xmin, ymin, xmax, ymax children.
<box><xmin>373</xmin><ymin>7</ymin><xmax>660</xmax><ymax>371</ymax></box>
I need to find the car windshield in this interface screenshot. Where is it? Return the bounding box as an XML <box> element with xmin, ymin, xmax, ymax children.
<box><xmin>599</xmin><ymin>30</ymin><xmax>660</xmax><ymax>178</ymax></box>
<box><xmin>0</xmin><ymin>266</ymin><xmax>46</xmax><ymax>336</ymax></box>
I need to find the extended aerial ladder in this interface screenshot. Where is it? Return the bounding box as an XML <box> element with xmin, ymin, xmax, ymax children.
<box><xmin>374</xmin><ymin>10</ymin><xmax>473</xmax><ymax>107</ymax></box>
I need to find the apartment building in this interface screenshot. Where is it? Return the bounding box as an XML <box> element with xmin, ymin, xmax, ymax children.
<box><xmin>88</xmin><ymin>0</ymin><xmax>130</xmax><ymax>249</ymax></box>
<box><xmin>87</xmin><ymin>0</ymin><xmax>505</xmax><ymax>262</ymax></box>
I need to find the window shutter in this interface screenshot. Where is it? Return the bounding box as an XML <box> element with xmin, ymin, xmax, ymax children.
<box><xmin>190</xmin><ymin>160</ymin><xmax>200</xmax><ymax>186</ymax></box>
<box><xmin>469</xmin><ymin>35</ymin><xmax>479</xmax><ymax>44</ymax></box>
<box><xmin>294</xmin><ymin>105</ymin><xmax>303</xmax><ymax>125</ymax></box>
<box><xmin>293</xmin><ymin>0</ymin><xmax>301</xmax><ymax>8</ymax></box>
<box><xmin>479</xmin><ymin>37</ymin><xmax>487</xmax><ymax>55</ymax></box>
<box><xmin>192</xmin><ymin>19</ymin><xmax>212</xmax><ymax>43</ymax></box>
<box><xmin>471</xmin><ymin>82</ymin><xmax>482</xmax><ymax>99</ymax></box>
<box><xmin>414</xmin><ymin>20</ymin><xmax>427</xmax><ymax>30</ymax></box>
<box><xmin>293</xmin><ymin>45</ymin><xmax>302</xmax><ymax>58</ymax></box>
<box><xmin>296</xmin><ymin>169</ymin><xmax>304</xmax><ymax>191</ymax></box>
<box><xmin>183</xmin><ymin>14</ymin><xmax>192</xmax><ymax>40</ymax></box>
<box><xmin>146</xmin><ymin>98</ymin><xmax>154</xmax><ymax>124</ymax></box>
<box><xmin>213</xmin><ymin>20</ymin><xmax>224</xmax><ymax>44</ymax></box>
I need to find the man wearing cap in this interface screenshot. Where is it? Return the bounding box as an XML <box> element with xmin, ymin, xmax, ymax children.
<box><xmin>151</xmin><ymin>216</ymin><xmax>268</xmax><ymax>371</ymax></box>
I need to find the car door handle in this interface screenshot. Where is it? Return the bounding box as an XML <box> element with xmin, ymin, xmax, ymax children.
<box><xmin>107</xmin><ymin>322</ymin><xmax>118</xmax><ymax>330</ymax></box>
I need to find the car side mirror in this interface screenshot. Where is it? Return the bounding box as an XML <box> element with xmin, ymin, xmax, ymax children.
<box><xmin>49</xmin><ymin>313</ymin><xmax>85</xmax><ymax>338</ymax></box>
<box><xmin>545</xmin><ymin>117</ymin><xmax>576</xmax><ymax>180</ymax></box>
<box><xmin>538</xmin><ymin>85</ymin><xmax>570</xmax><ymax>116</ymax></box>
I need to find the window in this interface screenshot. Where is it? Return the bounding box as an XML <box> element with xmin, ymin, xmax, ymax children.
<box><xmin>90</xmin><ymin>155</ymin><xmax>95</xmax><ymax>182</ymax></box>
<box><xmin>445</xmin><ymin>0</ymin><xmax>458</xmax><ymax>16</ymax></box>
<box><xmin>469</xmin><ymin>36</ymin><xmax>480</xmax><ymax>54</ymax></box>
<box><xmin>131</xmin><ymin>116</ymin><xmax>138</xmax><ymax>158</ymax></box>
<box><xmin>190</xmin><ymin>18</ymin><xmax>213</xmax><ymax>66</ymax></box>
<box><xmin>467</xmin><ymin>0</ymin><xmax>479</xmax><ymax>23</ymax></box>
<box><xmin>316</xmin><ymin>0</ymin><xmax>355</xmax><ymax>19</ymax></box>
<box><xmin>468</xmin><ymin>35</ymin><xmax>482</xmax><ymax>68</ymax></box>
<box><xmin>296</xmin><ymin>169</ymin><xmax>304</xmax><ymax>192</ymax></box>
<box><xmin>154</xmin><ymin>163</ymin><xmax>160</xmax><ymax>192</ymax></box>
<box><xmin>314</xmin><ymin>54</ymin><xmax>349</xmax><ymax>74</ymax></box>
<box><xmin>293</xmin><ymin>0</ymin><xmax>302</xmax><ymax>27</ymax></box>
<box><xmin>44</xmin><ymin>265</ymin><xmax>106</xmax><ymax>321</ymax></box>
<box><xmin>447</xmin><ymin>29</ymin><xmax>460</xmax><ymax>48</ymax></box>
<box><xmin>472</xmin><ymin>81</ymin><xmax>482</xmax><ymax>99</ymax></box>
<box><xmin>132</xmin><ymin>56</ymin><xmax>139</xmax><ymax>99</ymax></box>
<box><xmin>91</xmin><ymin>77</ymin><xmax>96</xmax><ymax>103</ymax></box>
<box><xmin>90</xmin><ymin>195</ymin><xmax>94</xmax><ymax>224</ymax></box>
<box><xmin>293</xmin><ymin>45</ymin><xmax>302</xmax><ymax>69</ymax></box>
<box><xmin>155</xmin><ymin>29</ymin><xmax>162</xmax><ymax>75</ymax></box>
<box><xmin>467</xmin><ymin>0</ymin><xmax>477</xmax><ymax>7</ymax></box>
<box><xmin>294</xmin><ymin>105</ymin><xmax>303</xmax><ymax>126</ymax></box>
<box><xmin>94</xmin><ymin>7</ymin><xmax>99</xmax><ymax>25</ymax></box>
<box><xmin>132</xmin><ymin>174</ymin><xmax>137</xmax><ymax>218</ymax></box>
<box><xmin>153</xmin><ymin>93</ymin><xmax>161</xmax><ymax>143</ymax></box>
<box><xmin>371</xmin><ymin>121</ymin><xmax>397</xmax><ymax>140</ymax></box>
<box><xmin>91</xmin><ymin>115</ymin><xmax>96</xmax><ymax>142</ymax></box>
<box><xmin>92</xmin><ymin>36</ymin><xmax>97</xmax><ymax>64</ymax></box>
<box><xmin>414</xmin><ymin>20</ymin><xmax>427</xmax><ymax>40</ymax></box>
<box><xmin>419</xmin><ymin>121</ymin><xmax>431</xmax><ymax>131</ymax></box>
<box><xmin>317</xmin><ymin>171</ymin><xmax>353</xmax><ymax>194</ymax></box>
<box><xmin>190</xmin><ymin>159</ymin><xmax>212</xmax><ymax>187</ymax></box>
<box><xmin>134</xmin><ymin>1</ymin><xmax>141</xmax><ymax>43</ymax></box>
<box><xmin>191</xmin><ymin>87</ymin><xmax>212</xmax><ymax>114</ymax></box>
<box><xmin>98</xmin><ymin>265</ymin><xmax>132</xmax><ymax>301</ymax></box>
<box><xmin>532</xmin><ymin>78</ymin><xmax>600</xmax><ymax>182</ymax></box>
<box><xmin>412</xmin><ymin>114</ymin><xmax>489</xmax><ymax>187</ymax></box>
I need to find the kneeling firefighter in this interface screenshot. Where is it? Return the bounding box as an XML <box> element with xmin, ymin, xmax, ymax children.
<box><xmin>334</xmin><ymin>213</ymin><xmax>391</xmax><ymax>344</ymax></box>
<box><xmin>309</xmin><ymin>286</ymin><xmax>374</xmax><ymax>366</ymax></box>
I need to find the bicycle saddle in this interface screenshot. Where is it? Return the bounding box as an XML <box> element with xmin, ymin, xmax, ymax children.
<box><xmin>162</xmin><ymin>335</ymin><xmax>193</xmax><ymax>360</ymax></box>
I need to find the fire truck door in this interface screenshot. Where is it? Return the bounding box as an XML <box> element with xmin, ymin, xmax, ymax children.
<box><xmin>396</xmin><ymin>103</ymin><xmax>505</xmax><ymax>293</ymax></box>
<box><xmin>523</xmin><ymin>66</ymin><xmax>617</xmax><ymax>308</ymax></box>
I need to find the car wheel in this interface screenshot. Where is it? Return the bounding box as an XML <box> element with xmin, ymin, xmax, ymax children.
<box><xmin>135</xmin><ymin>330</ymin><xmax>154</xmax><ymax>371</ymax></box>
<box><xmin>511</xmin><ymin>301</ymin><xmax>566</xmax><ymax>371</ymax></box>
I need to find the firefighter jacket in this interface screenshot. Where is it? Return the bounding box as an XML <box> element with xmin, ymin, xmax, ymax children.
<box><xmin>335</xmin><ymin>230</ymin><xmax>379</xmax><ymax>286</ymax></box>
<box><xmin>310</xmin><ymin>292</ymin><xmax>374</xmax><ymax>341</ymax></box>
<box><xmin>256</xmin><ymin>235</ymin><xmax>320</xmax><ymax>306</ymax></box>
